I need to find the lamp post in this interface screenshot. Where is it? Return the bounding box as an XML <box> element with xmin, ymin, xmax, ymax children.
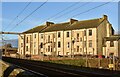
<box><xmin>93</xmin><ymin>48</ymin><xmax>94</xmax><ymax>56</ymax></box>
<box><xmin>72</xmin><ymin>37</ymin><xmax>75</xmax><ymax>58</ymax></box>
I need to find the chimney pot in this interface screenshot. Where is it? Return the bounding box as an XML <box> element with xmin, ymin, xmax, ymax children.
<box><xmin>46</xmin><ymin>21</ymin><xmax>54</xmax><ymax>26</ymax></box>
<box><xmin>103</xmin><ymin>15</ymin><xmax>108</xmax><ymax>20</ymax></box>
<box><xmin>70</xmin><ymin>19</ymin><xmax>78</xmax><ymax>24</ymax></box>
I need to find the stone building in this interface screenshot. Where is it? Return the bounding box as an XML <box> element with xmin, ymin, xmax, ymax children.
<box><xmin>18</xmin><ymin>15</ymin><xmax>116</xmax><ymax>57</ymax></box>
<box><xmin>103</xmin><ymin>35</ymin><xmax>120</xmax><ymax>58</ymax></box>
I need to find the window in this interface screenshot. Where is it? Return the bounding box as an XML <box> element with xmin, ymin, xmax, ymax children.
<box><xmin>34</xmin><ymin>42</ymin><xmax>36</xmax><ymax>47</ymax></box>
<box><xmin>53</xmin><ymin>34</ymin><xmax>55</xmax><ymax>38</ymax></box>
<box><xmin>89</xmin><ymin>40</ymin><xmax>92</xmax><ymax>47</ymax></box>
<box><xmin>84</xmin><ymin>41</ymin><xmax>86</xmax><ymax>47</ymax></box>
<box><xmin>58</xmin><ymin>41</ymin><xmax>61</xmax><ymax>48</ymax></box>
<box><xmin>48</xmin><ymin>35</ymin><xmax>50</xmax><ymax>42</ymax></box>
<box><xmin>48</xmin><ymin>46</ymin><xmax>50</xmax><ymax>52</ymax></box>
<box><xmin>40</xmin><ymin>43</ymin><xmax>43</xmax><ymax>48</ymax></box>
<box><xmin>89</xmin><ymin>30</ymin><xmax>92</xmax><ymax>36</ymax></box>
<box><xmin>51</xmin><ymin>47</ymin><xmax>52</xmax><ymax>52</ymax></box>
<box><xmin>34</xmin><ymin>34</ymin><xmax>36</xmax><ymax>38</ymax></box>
<box><xmin>41</xmin><ymin>34</ymin><xmax>43</xmax><ymax>39</ymax></box>
<box><xmin>84</xmin><ymin>30</ymin><xmax>86</xmax><ymax>36</ymax></box>
<box><xmin>110</xmin><ymin>41</ymin><xmax>114</xmax><ymax>47</ymax></box>
<box><xmin>80</xmin><ymin>37</ymin><xmax>82</xmax><ymax>42</ymax></box>
<box><xmin>21</xmin><ymin>43</ymin><xmax>23</xmax><ymax>47</ymax></box>
<box><xmin>77</xmin><ymin>33</ymin><xmax>79</xmax><ymax>42</ymax></box>
<box><xmin>80</xmin><ymin>48</ymin><xmax>82</xmax><ymax>52</ymax></box>
<box><xmin>46</xmin><ymin>48</ymin><xmax>47</xmax><ymax>52</ymax></box>
<box><xmin>58</xmin><ymin>32</ymin><xmax>61</xmax><ymax>38</ymax></box>
<box><xmin>53</xmin><ymin>42</ymin><xmax>56</xmax><ymax>48</ymax></box>
<box><xmin>67</xmin><ymin>32</ymin><xmax>69</xmax><ymax>37</ymax></box>
<box><xmin>26</xmin><ymin>46</ymin><xmax>28</xmax><ymax>51</ymax></box>
<box><xmin>77</xmin><ymin>46</ymin><xmax>79</xmax><ymax>52</ymax></box>
<box><xmin>26</xmin><ymin>37</ymin><xmax>28</xmax><ymax>43</ymax></box>
<box><xmin>67</xmin><ymin>42</ymin><xmax>70</xmax><ymax>48</ymax></box>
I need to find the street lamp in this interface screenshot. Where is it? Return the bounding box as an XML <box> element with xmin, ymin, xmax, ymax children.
<box><xmin>84</xmin><ymin>29</ymin><xmax>88</xmax><ymax>67</ymax></box>
<box><xmin>72</xmin><ymin>37</ymin><xmax>75</xmax><ymax>58</ymax></box>
<box><xmin>93</xmin><ymin>48</ymin><xmax>94</xmax><ymax>56</ymax></box>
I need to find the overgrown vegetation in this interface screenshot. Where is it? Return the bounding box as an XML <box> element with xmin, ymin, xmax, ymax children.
<box><xmin>48</xmin><ymin>59</ymin><xmax>85</xmax><ymax>67</ymax></box>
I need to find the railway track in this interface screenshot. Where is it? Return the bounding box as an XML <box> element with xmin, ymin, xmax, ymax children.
<box><xmin>2</xmin><ymin>57</ymin><xmax>118</xmax><ymax>77</ymax></box>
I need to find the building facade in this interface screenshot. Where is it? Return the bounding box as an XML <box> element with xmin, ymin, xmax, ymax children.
<box><xmin>18</xmin><ymin>15</ymin><xmax>116</xmax><ymax>58</ymax></box>
<box><xmin>103</xmin><ymin>35</ymin><xmax>120</xmax><ymax>58</ymax></box>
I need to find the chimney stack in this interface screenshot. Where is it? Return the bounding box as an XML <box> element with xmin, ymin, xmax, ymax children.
<box><xmin>103</xmin><ymin>15</ymin><xmax>108</xmax><ymax>20</ymax></box>
<box><xmin>70</xmin><ymin>19</ymin><xmax>78</xmax><ymax>24</ymax></box>
<box><xmin>46</xmin><ymin>21</ymin><xmax>54</xmax><ymax>26</ymax></box>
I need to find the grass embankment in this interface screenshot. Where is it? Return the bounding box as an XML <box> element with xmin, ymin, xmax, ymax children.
<box><xmin>42</xmin><ymin>58</ymin><xmax>120</xmax><ymax>76</ymax></box>
<box><xmin>45</xmin><ymin>58</ymin><xmax>110</xmax><ymax>69</ymax></box>
<box><xmin>48</xmin><ymin>59</ymin><xmax>85</xmax><ymax>67</ymax></box>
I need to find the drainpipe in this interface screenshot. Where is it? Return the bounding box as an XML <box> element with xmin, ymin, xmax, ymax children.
<box><xmin>23</xmin><ymin>34</ymin><xmax>26</xmax><ymax>59</ymax></box>
<box><xmin>85</xmin><ymin>29</ymin><xmax>88</xmax><ymax>67</ymax></box>
<box><xmin>71</xmin><ymin>30</ymin><xmax>72</xmax><ymax>58</ymax></box>
<box><xmin>63</xmin><ymin>31</ymin><xmax>64</xmax><ymax>58</ymax></box>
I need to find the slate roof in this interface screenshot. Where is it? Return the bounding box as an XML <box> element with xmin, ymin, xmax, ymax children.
<box><xmin>104</xmin><ymin>35</ymin><xmax>120</xmax><ymax>41</ymax></box>
<box><xmin>23</xmin><ymin>25</ymin><xmax>45</xmax><ymax>33</ymax></box>
<box><xmin>22</xmin><ymin>17</ymin><xmax>105</xmax><ymax>33</ymax></box>
<box><xmin>41</xmin><ymin>22</ymin><xmax>70</xmax><ymax>32</ymax></box>
<box><xmin>66</xmin><ymin>18</ymin><xmax>104</xmax><ymax>30</ymax></box>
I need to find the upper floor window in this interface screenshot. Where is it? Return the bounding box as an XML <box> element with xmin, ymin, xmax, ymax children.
<box><xmin>110</xmin><ymin>41</ymin><xmax>114</xmax><ymax>47</ymax></box>
<box><xmin>40</xmin><ymin>43</ymin><xmax>43</xmax><ymax>48</ymax></box>
<box><xmin>53</xmin><ymin>34</ymin><xmax>55</xmax><ymax>38</ymax></box>
<box><xmin>26</xmin><ymin>37</ymin><xmax>28</xmax><ymax>43</ymax></box>
<box><xmin>34</xmin><ymin>42</ymin><xmax>36</xmax><ymax>47</ymax></box>
<box><xmin>58</xmin><ymin>41</ymin><xmax>61</xmax><ymax>48</ymax></box>
<box><xmin>26</xmin><ymin>46</ymin><xmax>28</xmax><ymax>51</ymax></box>
<box><xmin>77</xmin><ymin>46</ymin><xmax>79</xmax><ymax>52</ymax></box>
<box><xmin>54</xmin><ymin>42</ymin><xmax>56</xmax><ymax>48</ymax></box>
<box><xmin>34</xmin><ymin>34</ymin><xmax>36</xmax><ymax>38</ymax></box>
<box><xmin>84</xmin><ymin>30</ymin><xmax>86</xmax><ymax>36</ymax></box>
<box><xmin>48</xmin><ymin>35</ymin><xmax>50</xmax><ymax>42</ymax></box>
<box><xmin>80</xmin><ymin>48</ymin><xmax>82</xmax><ymax>52</ymax></box>
<box><xmin>89</xmin><ymin>30</ymin><xmax>92</xmax><ymax>36</ymax></box>
<box><xmin>80</xmin><ymin>37</ymin><xmax>82</xmax><ymax>42</ymax></box>
<box><xmin>67</xmin><ymin>42</ymin><xmax>70</xmax><ymax>48</ymax></box>
<box><xmin>48</xmin><ymin>46</ymin><xmax>50</xmax><ymax>52</ymax></box>
<box><xmin>41</xmin><ymin>34</ymin><xmax>43</xmax><ymax>39</ymax></box>
<box><xmin>77</xmin><ymin>33</ymin><xmax>79</xmax><ymax>42</ymax></box>
<box><xmin>58</xmin><ymin>32</ymin><xmax>61</xmax><ymax>38</ymax></box>
<box><xmin>67</xmin><ymin>32</ymin><xmax>69</xmax><ymax>37</ymax></box>
<box><xmin>84</xmin><ymin>41</ymin><xmax>86</xmax><ymax>47</ymax></box>
<box><xmin>21</xmin><ymin>43</ymin><xmax>23</xmax><ymax>47</ymax></box>
<box><xmin>51</xmin><ymin>47</ymin><xmax>52</xmax><ymax>52</ymax></box>
<box><xmin>89</xmin><ymin>40</ymin><xmax>92</xmax><ymax>47</ymax></box>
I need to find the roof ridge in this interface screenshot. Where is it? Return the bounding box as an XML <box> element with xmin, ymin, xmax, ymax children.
<box><xmin>53</xmin><ymin>22</ymin><xmax>69</xmax><ymax>25</ymax></box>
<box><xmin>22</xmin><ymin>17</ymin><xmax>107</xmax><ymax>33</ymax></box>
<box><xmin>78</xmin><ymin>18</ymin><xmax>101</xmax><ymax>22</ymax></box>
